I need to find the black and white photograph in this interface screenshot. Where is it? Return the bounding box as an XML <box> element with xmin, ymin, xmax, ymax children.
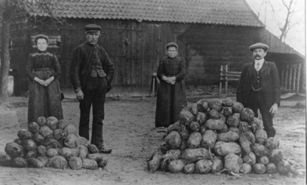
<box><xmin>0</xmin><ymin>0</ymin><xmax>305</xmax><ymax>184</ymax></box>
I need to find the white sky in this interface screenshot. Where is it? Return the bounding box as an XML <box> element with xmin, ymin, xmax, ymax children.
<box><xmin>245</xmin><ymin>0</ymin><xmax>305</xmax><ymax>54</ymax></box>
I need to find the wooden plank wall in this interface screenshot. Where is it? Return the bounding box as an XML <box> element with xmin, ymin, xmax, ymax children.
<box><xmin>280</xmin><ymin>63</ymin><xmax>302</xmax><ymax>93</ymax></box>
<box><xmin>10</xmin><ymin>17</ymin><xmax>304</xmax><ymax>95</ymax></box>
<box><xmin>178</xmin><ymin>24</ymin><xmax>261</xmax><ymax>85</ymax></box>
<box><xmin>10</xmin><ymin>18</ymin><xmax>186</xmax><ymax>94</ymax></box>
<box><xmin>266</xmin><ymin>53</ymin><xmax>305</xmax><ymax>93</ymax></box>
<box><xmin>64</xmin><ymin>20</ymin><xmax>181</xmax><ymax>88</ymax></box>
<box><xmin>10</xmin><ymin>17</ymin><xmax>65</xmax><ymax>95</ymax></box>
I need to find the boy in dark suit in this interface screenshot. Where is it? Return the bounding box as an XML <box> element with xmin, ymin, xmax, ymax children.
<box><xmin>237</xmin><ymin>42</ymin><xmax>280</xmax><ymax>137</ymax></box>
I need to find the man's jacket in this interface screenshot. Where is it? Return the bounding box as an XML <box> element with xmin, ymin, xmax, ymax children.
<box><xmin>237</xmin><ymin>60</ymin><xmax>280</xmax><ymax>109</ymax></box>
<box><xmin>70</xmin><ymin>42</ymin><xmax>115</xmax><ymax>91</ymax></box>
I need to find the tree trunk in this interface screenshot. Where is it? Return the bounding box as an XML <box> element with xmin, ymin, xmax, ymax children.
<box><xmin>0</xmin><ymin>19</ymin><xmax>10</xmax><ymax>101</ymax></box>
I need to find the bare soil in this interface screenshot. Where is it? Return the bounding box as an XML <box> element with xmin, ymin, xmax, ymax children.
<box><xmin>0</xmin><ymin>96</ymin><xmax>305</xmax><ymax>185</ymax></box>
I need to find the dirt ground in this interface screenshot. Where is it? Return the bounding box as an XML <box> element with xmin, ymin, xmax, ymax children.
<box><xmin>0</xmin><ymin>95</ymin><xmax>305</xmax><ymax>185</ymax></box>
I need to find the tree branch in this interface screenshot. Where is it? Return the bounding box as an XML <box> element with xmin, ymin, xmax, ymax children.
<box><xmin>279</xmin><ymin>0</ymin><xmax>296</xmax><ymax>41</ymax></box>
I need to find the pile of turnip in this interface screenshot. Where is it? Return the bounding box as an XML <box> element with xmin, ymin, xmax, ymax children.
<box><xmin>0</xmin><ymin>116</ymin><xmax>107</xmax><ymax>170</ymax></box>
<box><xmin>148</xmin><ymin>98</ymin><xmax>299</xmax><ymax>175</ymax></box>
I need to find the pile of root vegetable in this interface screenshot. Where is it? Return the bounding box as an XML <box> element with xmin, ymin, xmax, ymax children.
<box><xmin>0</xmin><ymin>116</ymin><xmax>107</xmax><ymax>170</ymax></box>
<box><xmin>148</xmin><ymin>99</ymin><xmax>299</xmax><ymax>176</ymax></box>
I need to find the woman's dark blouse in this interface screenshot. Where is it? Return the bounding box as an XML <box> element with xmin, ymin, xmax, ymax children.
<box><xmin>157</xmin><ymin>56</ymin><xmax>185</xmax><ymax>82</ymax></box>
<box><xmin>26</xmin><ymin>51</ymin><xmax>61</xmax><ymax>80</ymax></box>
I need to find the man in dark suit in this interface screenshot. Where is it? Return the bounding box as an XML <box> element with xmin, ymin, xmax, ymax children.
<box><xmin>237</xmin><ymin>42</ymin><xmax>280</xmax><ymax>137</ymax></box>
<box><xmin>70</xmin><ymin>24</ymin><xmax>114</xmax><ymax>153</ymax></box>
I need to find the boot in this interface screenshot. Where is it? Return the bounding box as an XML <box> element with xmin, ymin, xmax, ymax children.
<box><xmin>92</xmin><ymin>121</ymin><xmax>112</xmax><ymax>153</ymax></box>
<box><xmin>90</xmin><ymin>141</ymin><xmax>112</xmax><ymax>154</ymax></box>
<box><xmin>97</xmin><ymin>143</ymin><xmax>112</xmax><ymax>154</ymax></box>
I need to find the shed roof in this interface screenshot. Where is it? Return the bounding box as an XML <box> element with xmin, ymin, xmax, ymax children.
<box><xmin>259</xmin><ymin>29</ymin><xmax>304</xmax><ymax>58</ymax></box>
<box><xmin>26</xmin><ymin>0</ymin><xmax>264</xmax><ymax>27</ymax></box>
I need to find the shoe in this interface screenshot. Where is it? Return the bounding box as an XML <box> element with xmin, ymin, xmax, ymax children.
<box><xmin>156</xmin><ymin>127</ymin><xmax>167</xmax><ymax>133</ymax></box>
<box><xmin>97</xmin><ymin>145</ymin><xmax>112</xmax><ymax>154</ymax></box>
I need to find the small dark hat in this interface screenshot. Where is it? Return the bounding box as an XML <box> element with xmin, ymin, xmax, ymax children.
<box><xmin>249</xmin><ymin>42</ymin><xmax>269</xmax><ymax>51</ymax></box>
<box><xmin>166</xmin><ymin>42</ymin><xmax>178</xmax><ymax>50</ymax></box>
<box><xmin>34</xmin><ymin>34</ymin><xmax>49</xmax><ymax>43</ymax></box>
<box><xmin>84</xmin><ymin>24</ymin><xmax>102</xmax><ymax>32</ymax></box>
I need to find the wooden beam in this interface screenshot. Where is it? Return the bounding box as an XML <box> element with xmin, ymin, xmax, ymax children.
<box><xmin>226</xmin><ymin>78</ymin><xmax>241</xmax><ymax>81</ymax></box>
<box><xmin>223</xmin><ymin>74</ymin><xmax>241</xmax><ymax>78</ymax></box>
<box><xmin>296</xmin><ymin>63</ymin><xmax>302</xmax><ymax>93</ymax></box>
<box><xmin>225</xmin><ymin>64</ymin><xmax>229</xmax><ymax>95</ymax></box>
<box><xmin>289</xmin><ymin>64</ymin><xmax>293</xmax><ymax>92</ymax></box>
<box><xmin>281</xmin><ymin>64</ymin><xmax>285</xmax><ymax>89</ymax></box>
<box><xmin>225</xmin><ymin>71</ymin><xmax>241</xmax><ymax>75</ymax></box>
<box><xmin>285</xmin><ymin>64</ymin><xmax>289</xmax><ymax>90</ymax></box>
<box><xmin>219</xmin><ymin>65</ymin><xmax>223</xmax><ymax>96</ymax></box>
<box><xmin>293</xmin><ymin>64</ymin><xmax>298</xmax><ymax>92</ymax></box>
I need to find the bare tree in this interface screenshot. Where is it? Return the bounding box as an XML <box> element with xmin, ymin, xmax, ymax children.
<box><xmin>279</xmin><ymin>0</ymin><xmax>295</xmax><ymax>41</ymax></box>
<box><xmin>257</xmin><ymin>0</ymin><xmax>297</xmax><ymax>42</ymax></box>
<box><xmin>0</xmin><ymin>0</ymin><xmax>58</xmax><ymax>101</ymax></box>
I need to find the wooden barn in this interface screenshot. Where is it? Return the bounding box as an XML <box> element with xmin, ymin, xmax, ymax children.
<box><xmin>8</xmin><ymin>0</ymin><xmax>304</xmax><ymax>95</ymax></box>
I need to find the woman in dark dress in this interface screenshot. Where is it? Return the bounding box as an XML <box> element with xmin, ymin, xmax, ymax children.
<box><xmin>26</xmin><ymin>34</ymin><xmax>63</xmax><ymax>122</ymax></box>
<box><xmin>155</xmin><ymin>42</ymin><xmax>187</xmax><ymax>128</ymax></box>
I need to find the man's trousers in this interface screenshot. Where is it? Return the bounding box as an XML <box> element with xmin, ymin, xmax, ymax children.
<box><xmin>79</xmin><ymin>77</ymin><xmax>107</xmax><ymax>146</ymax></box>
<box><xmin>249</xmin><ymin>93</ymin><xmax>276</xmax><ymax>137</ymax></box>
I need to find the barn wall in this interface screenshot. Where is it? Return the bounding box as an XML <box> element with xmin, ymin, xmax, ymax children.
<box><xmin>266</xmin><ymin>53</ymin><xmax>305</xmax><ymax>93</ymax></box>
<box><xmin>179</xmin><ymin>24</ymin><xmax>262</xmax><ymax>85</ymax></box>
<box><xmin>10</xmin><ymin>17</ymin><xmax>65</xmax><ymax>95</ymax></box>
<box><xmin>10</xmin><ymin>17</ymin><xmax>186</xmax><ymax>95</ymax></box>
<box><xmin>10</xmin><ymin>18</ymin><xmax>303</xmax><ymax>95</ymax></box>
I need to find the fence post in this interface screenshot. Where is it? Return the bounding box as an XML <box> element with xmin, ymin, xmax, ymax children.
<box><xmin>150</xmin><ymin>72</ymin><xmax>158</xmax><ymax>97</ymax></box>
<box><xmin>225</xmin><ymin>64</ymin><xmax>229</xmax><ymax>95</ymax></box>
<box><xmin>219</xmin><ymin>65</ymin><xmax>223</xmax><ymax>96</ymax></box>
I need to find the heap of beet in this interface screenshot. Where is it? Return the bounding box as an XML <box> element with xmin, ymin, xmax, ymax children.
<box><xmin>1</xmin><ymin>116</ymin><xmax>107</xmax><ymax>170</ymax></box>
<box><xmin>148</xmin><ymin>98</ymin><xmax>298</xmax><ymax>175</ymax></box>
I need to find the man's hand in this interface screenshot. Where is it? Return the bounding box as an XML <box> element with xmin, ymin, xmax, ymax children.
<box><xmin>269</xmin><ymin>103</ymin><xmax>278</xmax><ymax>115</ymax></box>
<box><xmin>75</xmin><ymin>88</ymin><xmax>84</xmax><ymax>100</ymax></box>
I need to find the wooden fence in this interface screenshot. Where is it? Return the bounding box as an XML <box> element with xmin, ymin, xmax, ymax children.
<box><xmin>219</xmin><ymin>64</ymin><xmax>241</xmax><ymax>95</ymax></box>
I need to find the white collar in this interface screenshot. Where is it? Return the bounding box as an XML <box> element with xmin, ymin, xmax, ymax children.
<box><xmin>254</xmin><ymin>59</ymin><xmax>264</xmax><ymax>64</ymax></box>
<box><xmin>254</xmin><ymin>59</ymin><xmax>264</xmax><ymax>71</ymax></box>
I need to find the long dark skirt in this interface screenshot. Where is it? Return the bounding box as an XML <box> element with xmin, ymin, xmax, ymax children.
<box><xmin>28</xmin><ymin>80</ymin><xmax>63</xmax><ymax>122</ymax></box>
<box><xmin>155</xmin><ymin>81</ymin><xmax>187</xmax><ymax>127</ymax></box>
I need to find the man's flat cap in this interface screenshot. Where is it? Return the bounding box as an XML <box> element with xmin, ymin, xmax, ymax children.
<box><xmin>165</xmin><ymin>42</ymin><xmax>178</xmax><ymax>49</ymax></box>
<box><xmin>84</xmin><ymin>24</ymin><xmax>102</xmax><ymax>31</ymax></box>
<box><xmin>249</xmin><ymin>42</ymin><xmax>269</xmax><ymax>51</ymax></box>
